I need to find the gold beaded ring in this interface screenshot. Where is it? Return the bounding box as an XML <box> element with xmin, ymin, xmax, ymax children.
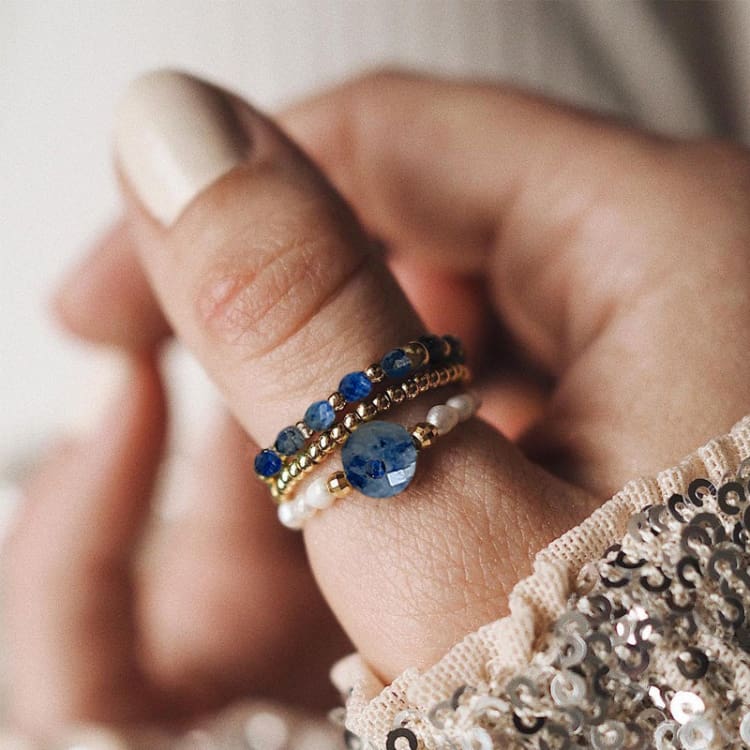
<box><xmin>253</xmin><ymin>334</ymin><xmax>466</xmax><ymax>483</ymax></box>
<box><xmin>271</xmin><ymin>361</ymin><xmax>470</xmax><ymax>499</ymax></box>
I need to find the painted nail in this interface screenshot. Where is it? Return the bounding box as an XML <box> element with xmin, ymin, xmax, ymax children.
<box><xmin>114</xmin><ymin>70</ymin><xmax>249</xmax><ymax>226</ymax></box>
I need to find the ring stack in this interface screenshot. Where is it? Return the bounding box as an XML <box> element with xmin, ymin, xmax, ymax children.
<box><xmin>252</xmin><ymin>334</ymin><xmax>478</xmax><ymax>529</ymax></box>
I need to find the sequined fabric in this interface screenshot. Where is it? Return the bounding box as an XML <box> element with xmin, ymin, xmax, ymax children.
<box><xmin>341</xmin><ymin>417</ymin><xmax>750</xmax><ymax>749</ymax></box>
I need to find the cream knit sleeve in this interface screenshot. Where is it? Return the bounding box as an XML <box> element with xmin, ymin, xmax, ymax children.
<box><xmin>337</xmin><ymin>416</ymin><xmax>750</xmax><ymax>749</ymax></box>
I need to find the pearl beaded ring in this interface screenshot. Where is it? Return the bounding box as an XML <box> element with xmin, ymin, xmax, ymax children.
<box><xmin>277</xmin><ymin>391</ymin><xmax>480</xmax><ymax>530</ymax></box>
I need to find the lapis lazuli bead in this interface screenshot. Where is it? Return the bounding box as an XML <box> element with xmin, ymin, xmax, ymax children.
<box><xmin>381</xmin><ymin>348</ymin><xmax>413</xmax><ymax>378</ymax></box>
<box><xmin>443</xmin><ymin>334</ymin><xmax>465</xmax><ymax>363</ymax></box>
<box><xmin>255</xmin><ymin>449</ymin><xmax>282</xmax><ymax>477</ymax></box>
<box><xmin>341</xmin><ymin>421</ymin><xmax>418</xmax><ymax>498</ymax></box>
<box><xmin>275</xmin><ymin>426</ymin><xmax>305</xmax><ymax>456</ymax></box>
<box><xmin>339</xmin><ymin>371</ymin><xmax>372</xmax><ymax>402</ymax></box>
<box><xmin>304</xmin><ymin>400</ymin><xmax>336</xmax><ymax>431</ymax></box>
<box><xmin>418</xmin><ymin>334</ymin><xmax>446</xmax><ymax>364</ymax></box>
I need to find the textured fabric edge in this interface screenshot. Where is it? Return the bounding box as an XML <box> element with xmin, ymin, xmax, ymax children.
<box><xmin>343</xmin><ymin>415</ymin><xmax>750</xmax><ymax>743</ymax></box>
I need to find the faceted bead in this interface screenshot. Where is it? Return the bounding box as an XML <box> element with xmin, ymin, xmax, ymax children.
<box><xmin>274</xmin><ymin>426</ymin><xmax>305</xmax><ymax>456</ymax></box>
<box><xmin>339</xmin><ymin>371</ymin><xmax>373</xmax><ymax>402</ymax></box>
<box><xmin>418</xmin><ymin>334</ymin><xmax>447</xmax><ymax>364</ymax></box>
<box><xmin>426</xmin><ymin>404</ymin><xmax>459</xmax><ymax>435</ymax></box>
<box><xmin>342</xmin><ymin>421</ymin><xmax>418</xmax><ymax>498</ymax></box>
<box><xmin>381</xmin><ymin>348</ymin><xmax>413</xmax><ymax>378</ymax></box>
<box><xmin>443</xmin><ymin>334</ymin><xmax>465</xmax><ymax>363</ymax></box>
<box><xmin>255</xmin><ymin>449</ymin><xmax>282</xmax><ymax>477</ymax></box>
<box><xmin>304</xmin><ymin>400</ymin><xmax>336</xmax><ymax>431</ymax></box>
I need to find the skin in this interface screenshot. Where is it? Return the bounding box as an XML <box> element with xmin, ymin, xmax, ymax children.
<box><xmin>8</xmin><ymin>71</ymin><xmax>750</xmax><ymax>737</ymax></box>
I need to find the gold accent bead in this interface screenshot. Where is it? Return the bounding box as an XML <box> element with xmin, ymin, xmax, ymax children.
<box><xmin>403</xmin><ymin>379</ymin><xmax>420</xmax><ymax>399</ymax></box>
<box><xmin>288</xmin><ymin>461</ymin><xmax>302</xmax><ymax>478</ymax></box>
<box><xmin>415</xmin><ymin>372</ymin><xmax>430</xmax><ymax>392</ymax></box>
<box><xmin>411</xmin><ymin>422</ymin><xmax>439</xmax><ymax>449</ymax></box>
<box><xmin>343</xmin><ymin>412</ymin><xmax>362</xmax><ymax>431</ymax></box>
<box><xmin>428</xmin><ymin>370</ymin><xmax>441</xmax><ymax>387</ymax></box>
<box><xmin>270</xmin><ymin>483</ymin><xmax>281</xmax><ymax>500</ymax></box>
<box><xmin>308</xmin><ymin>443</ymin><xmax>322</xmax><ymax>462</ymax></box>
<box><xmin>365</xmin><ymin>363</ymin><xmax>386</xmax><ymax>383</ymax></box>
<box><xmin>327</xmin><ymin>471</ymin><xmax>351</xmax><ymax>497</ymax></box>
<box><xmin>404</xmin><ymin>340</ymin><xmax>429</xmax><ymax>367</ymax></box>
<box><xmin>328</xmin><ymin>391</ymin><xmax>346</xmax><ymax>411</ymax></box>
<box><xmin>318</xmin><ymin>433</ymin><xmax>332</xmax><ymax>452</ymax></box>
<box><xmin>438</xmin><ymin>368</ymin><xmax>450</xmax><ymax>386</ymax></box>
<box><xmin>386</xmin><ymin>385</ymin><xmax>406</xmax><ymax>404</ymax></box>
<box><xmin>296</xmin><ymin>420</ymin><xmax>313</xmax><ymax>439</ymax></box>
<box><xmin>330</xmin><ymin>424</ymin><xmax>350</xmax><ymax>444</ymax></box>
<box><xmin>356</xmin><ymin>402</ymin><xmax>378</xmax><ymax>421</ymax></box>
<box><xmin>372</xmin><ymin>393</ymin><xmax>391</xmax><ymax>412</ymax></box>
<box><xmin>280</xmin><ymin>467</ymin><xmax>292</xmax><ymax>484</ymax></box>
<box><xmin>298</xmin><ymin>454</ymin><xmax>312</xmax><ymax>471</ymax></box>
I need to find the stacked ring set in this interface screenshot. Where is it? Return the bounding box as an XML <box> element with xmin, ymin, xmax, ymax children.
<box><xmin>253</xmin><ymin>334</ymin><xmax>479</xmax><ymax>529</ymax></box>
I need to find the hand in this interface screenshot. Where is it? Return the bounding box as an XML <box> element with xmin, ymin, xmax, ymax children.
<box><xmin>12</xmin><ymin>70</ymin><xmax>750</xmax><ymax>737</ymax></box>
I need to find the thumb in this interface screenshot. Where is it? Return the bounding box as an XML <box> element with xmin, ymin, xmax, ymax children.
<box><xmin>113</xmin><ymin>70</ymin><xmax>595</xmax><ymax>679</ymax></box>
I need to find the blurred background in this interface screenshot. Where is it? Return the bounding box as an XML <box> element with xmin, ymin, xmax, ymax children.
<box><xmin>3</xmin><ymin>0</ymin><xmax>750</xmax><ymax>522</ymax></box>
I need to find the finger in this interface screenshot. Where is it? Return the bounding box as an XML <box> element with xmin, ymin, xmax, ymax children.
<box><xmin>282</xmin><ymin>72</ymin><xmax>750</xmax><ymax>490</ymax></box>
<box><xmin>4</xmin><ymin>357</ymin><xmax>166</xmax><ymax>735</ymax></box>
<box><xmin>140</xmin><ymin>413</ymin><xmax>349</xmax><ymax>713</ymax></box>
<box><xmin>53</xmin><ymin>220</ymin><xmax>170</xmax><ymax>348</ymax></box>
<box><xmin>113</xmin><ymin>70</ymin><xmax>595</xmax><ymax>679</ymax></box>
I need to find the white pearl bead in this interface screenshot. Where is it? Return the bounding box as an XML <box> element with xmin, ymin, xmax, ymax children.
<box><xmin>426</xmin><ymin>404</ymin><xmax>459</xmax><ymax>435</ymax></box>
<box><xmin>306</xmin><ymin>477</ymin><xmax>335</xmax><ymax>509</ymax></box>
<box><xmin>446</xmin><ymin>392</ymin><xmax>479</xmax><ymax>422</ymax></box>
<box><xmin>277</xmin><ymin>499</ymin><xmax>304</xmax><ymax>529</ymax></box>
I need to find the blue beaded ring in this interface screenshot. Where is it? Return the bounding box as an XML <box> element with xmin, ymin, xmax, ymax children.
<box><xmin>253</xmin><ymin>335</ymin><xmax>465</xmax><ymax>480</ymax></box>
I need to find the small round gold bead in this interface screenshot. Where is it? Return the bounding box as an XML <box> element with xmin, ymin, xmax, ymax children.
<box><xmin>308</xmin><ymin>443</ymin><xmax>322</xmax><ymax>462</ymax></box>
<box><xmin>288</xmin><ymin>461</ymin><xmax>302</xmax><ymax>478</ymax></box>
<box><xmin>295</xmin><ymin>420</ymin><xmax>313</xmax><ymax>439</ymax></box>
<box><xmin>330</xmin><ymin>424</ymin><xmax>350</xmax><ymax>444</ymax></box>
<box><xmin>411</xmin><ymin>422</ymin><xmax>439</xmax><ymax>449</ymax></box>
<box><xmin>356</xmin><ymin>402</ymin><xmax>378</xmax><ymax>421</ymax></box>
<box><xmin>270</xmin><ymin>483</ymin><xmax>281</xmax><ymax>500</ymax></box>
<box><xmin>404</xmin><ymin>340</ymin><xmax>429</xmax><ymax>367</ymax></box>
<box><xmin>364</xmin><ymin>363</ymin><xmax>386</xmax><ymax>383</ymax></box>
<box><xmin>298</xmin><ymin>454</ymin><xmax>313</xmax><ymax>471</ymax></box>
<box><xmin>318</xmin><ymin>433</ymin><xmax>332</xmax><ymax>452</ymax></box>
<box><xmin>403</xmin><ymin>379</ymin><xmax>420</xmax><ymax>399</ymax></box>
<box><xmin>328</xmin><ymin>391</ymin><xmax>347</xmax><ymax>411</ymax></box>
<box><xmin>386</xmin><ymin>385</ymin><xmax>406</xmax><ymax>404</ymax></box>
<box><xmin>280</xmin><ymin>467</ymin><xmax>292</xmax><ymax>484</ymax></box>
<box><xmin>372</xmin><ymin>393</ymin><xmax>391</xmax><ymax>412</ymax></box>
<box><xmin>438</xmin><ymin>368</ymin><xmax>450</xmax><ymax>386</ymax></box>
<box><xmin>327</xmin><ymin>471</ymin><xmax>351</xmax><ymax>497</ymax></box>
<box><xmin>343</xmin><ymin>412</ymin><xmax>362</xmax><ymax>431</ymax></box>
<box><xmin>428</xmin><ymin>370</ymin><xmax>441</xmax><ymax>387</ymax></box>
<box><xmin>415</xmin><ymin>372</ymin><xmax>430</xmax><ymax>392</ymax></box>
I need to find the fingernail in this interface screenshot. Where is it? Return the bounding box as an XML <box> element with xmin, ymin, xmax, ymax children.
<box><xmin>114</xmin><ymin>70</ymin><xmax>250</xmax><ymax>226</ymax></box>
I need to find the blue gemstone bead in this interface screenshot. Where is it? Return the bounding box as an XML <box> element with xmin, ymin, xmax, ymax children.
<box><xmin>275</xmin><ymin>426</ymin><xmax>305</xmax><ymax>456</ymax></box>
<box><xmin>342</xmin><ymin>421</ymin><xmax>418</xmax><ymax>498</ymax></box>
<box><xmin>381</xmin><ymin>348</ymin><xmax>413</xmax><ymax>378</ymax></box>
<box><xmin>304</xmin><ymin>400</ymin><xmax>336</xmax><ymax>431</ymax></box>
<box><xmin>339</xmin><ymin>371</ymin><xmax>372</xmax><ymax>402</ymax></box>
<box><xmin>254</xmin><ymin>449</ymin><xmax>282</xmax><ymax>477</ymax></box>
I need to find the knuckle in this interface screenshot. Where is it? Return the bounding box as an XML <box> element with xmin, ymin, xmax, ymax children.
<box><xmin>196</xmin><ymin>206</ymin><xmax>365</xmax><ymax>356</ymax></box>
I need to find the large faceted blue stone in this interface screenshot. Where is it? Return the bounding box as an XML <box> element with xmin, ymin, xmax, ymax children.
<box><xmin>381</xmin><ymin>348</ymin><xmax>413</xmax><ymax>378</ymax></box>
<box><xmin>342</xmin><ymin>421</ymin><xmax>418</xmax><ymax>498</ymax></box>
